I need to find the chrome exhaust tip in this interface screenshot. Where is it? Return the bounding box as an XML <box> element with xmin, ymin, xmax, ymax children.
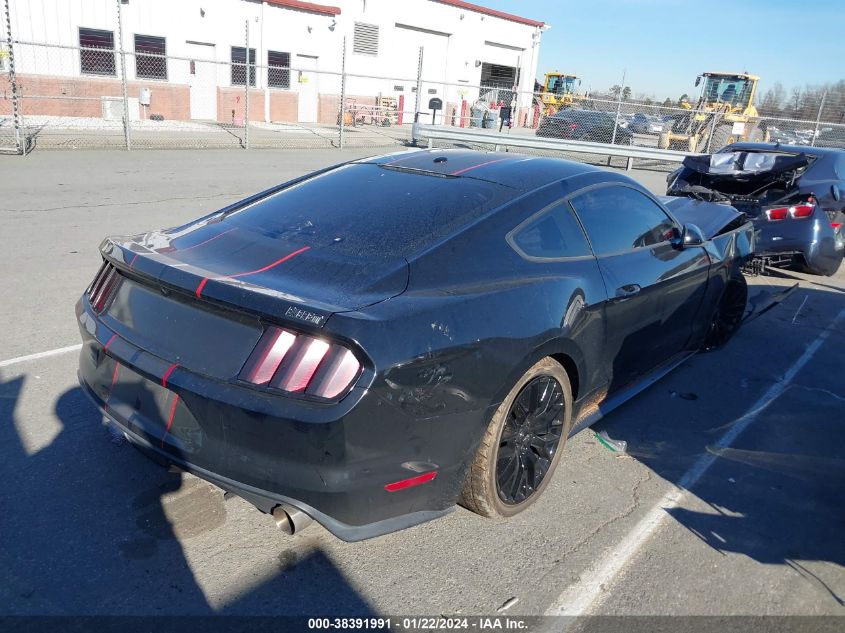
<box><xmin>272</xmin><ymin>503</ymin><xmax>314</xmax><ymax>535</ymax></box>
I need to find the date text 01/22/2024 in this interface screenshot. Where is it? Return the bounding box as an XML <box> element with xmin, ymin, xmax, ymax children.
<box><xmin>306</xmin><ymin>617</ymin><xmax>529</xmax><ymax>630</ymax></box>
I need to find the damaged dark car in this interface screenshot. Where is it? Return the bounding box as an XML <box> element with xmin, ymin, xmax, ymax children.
<box><xmin>667</xmin><ymin>142</ymin><xmax>845</xmax><ymax>276</ymax></box>
<box><xmin>77</xmin><ymin>150</ymin><xmax>754</xmax><ymax>541</ymax></box>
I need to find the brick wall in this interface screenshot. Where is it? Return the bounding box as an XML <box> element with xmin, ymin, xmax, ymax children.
<box><xmin>217</xmin><ymin>87</ymin><xmax>264</xmax><ymax>124</ymax></box>
<box><xmin>0</xmin><ymin>74</ymin><xmax>189</xmax><ymax>120</ymax></box>
<box><xmin>269</xmin><ymin>91</ymin><xmax>297</xmax><ymax>123</ymax></box>
<box><xmin>318</xmin><ymin>94</ymin><xmax>379</xmax><ymax>125</ymax></box>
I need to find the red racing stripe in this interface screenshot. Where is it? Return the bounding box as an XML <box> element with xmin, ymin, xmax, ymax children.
<box><xmin>160</xmin><ymin>394</ymin><xmax>180</xmax><ymax>448</ymax></box>
<box><xmin>162</xmin><ymin>363</ymin><xmax>179</xmax><ymax>388</ymax></box>
<box><xmin>450</xmin><ymin>157</ymin><xmax>511</xmax><ymax>176</ymax></box>
<box><xmin>194</xmin><ymin>246</ymin><xmax>310</xmax><ymax>298</ymax></box>
<box><xmin>128</xmin><ymin>253</ymin><xmax>139</xmax><ymax>269</ymax></box>
<box><xmin>104</xmin><ymin>361</ymin><xmax>121</xmax><ymax>412</ymax></box>
<box><xmin>227</xmin><ymin>246</ymin><xmax>311</xmax><ymax>279</ymax></box>
<box><xmin>104</xmin><ymin>333</ymin><xmax>118</xmax><ymax>351</ymax></box>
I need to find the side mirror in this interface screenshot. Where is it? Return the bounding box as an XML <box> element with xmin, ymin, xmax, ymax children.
<box><xmin>682</xmin><ymin>223</ymin><xmax>705</xmax><ymax>247</ymax></box>
<box><xmin>670</xmin><ymin>224</ymin><xmax>705</xmax><ymax>248</ymax></box>
<box><xmin>832</xmin><ymin>184</ymin><xmax>841</xmax><ymax>202</ymax></box>
<box><xmin>695</xmin><ymin>76</ymin><xmax>701</xmax><ymax>87</ymax></box>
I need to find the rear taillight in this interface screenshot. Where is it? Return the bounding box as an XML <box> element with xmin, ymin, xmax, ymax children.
<box><xmin>87</xmin><ymin>261</ymin><xmax>121</xmax><ymax>313</ymax></box>
<box><xmin>239</xmin><ymin>326</ymin><xmax>361</xmax><ymax>400</ymax></box>
<box><xmin>765</xmin><ymin>202</ymin><xmax>815</xmax><ymax>221</ymax></box>
<box><xmin>832</xmin><ymin>223</ymin><xmax>842</xmax><ymax>229</ymax></box>
<box><xmin>790</xmin><ymin>203</ymin><xmax>814</xmax><ymax>218</ymax></box>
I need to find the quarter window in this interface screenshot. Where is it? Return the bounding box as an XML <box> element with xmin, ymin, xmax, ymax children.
<box><xmin>511</xmin><ymin>204</ymin><xmax>591</xmax><ymax>259</ymax></box>
<box><xmin>570</xmin><ymin>186</ymin><xmax>676</xmax><ymax>255</ymax></box>
<box><xmin>79</xmin><ymin>28</ymin><xmax>115</xmax><ymax>76</ymax></box>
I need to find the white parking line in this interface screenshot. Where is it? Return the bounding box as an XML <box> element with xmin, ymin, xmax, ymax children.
<box><xmin>0</xmin><ymin>344</ymin><xmax>82</xmax><ymax>369</ymax></box>
<box><xmin>545</xmin><ymin>306</ymin><xmax>845</xmax><ymax>617</ymax></box>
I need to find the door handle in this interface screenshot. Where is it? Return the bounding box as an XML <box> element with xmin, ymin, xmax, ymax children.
<box><xmin>615</xmin><ymin>283</ymin><xmax>642</xmax><ymax>299</ymax></box>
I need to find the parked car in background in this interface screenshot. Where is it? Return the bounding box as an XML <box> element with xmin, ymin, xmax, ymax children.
<box><xmin>813</xmin><ymin>127</ymin><xmax>845</xmax><ymax>149</ymax></box>
<box><xmin>767</xmin><ymin>126</ymin><xmax>804</xmax><ymax>145</ymax></box>
<box><xmin>537</xmin><ymin>109</ymin><xmax>634</xmax><ymax>144</ymax></box>
<box><xmin>667</xmin><ymin>142</ymin><xmax>845</xmax><ymax>276</ymax></box>
<box><xmin>629</xmin><ymin>113</ymin><xmax>665</xmax><ymax>135</ymax></box>
<box><xmin>77</xmin><ymin>149</ymin><xmax>753</xmax><ymax>541</ymax></box>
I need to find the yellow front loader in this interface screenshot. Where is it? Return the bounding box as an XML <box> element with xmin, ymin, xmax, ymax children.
<box><xmin>539</xmin><ymin>72</ymin><xmax>580</xmax><ymax>116</ymax></box>
<box><xmin>659</xmin><ymin>72</ymin><xmax>769</xmax><ymax>152</ymax></box>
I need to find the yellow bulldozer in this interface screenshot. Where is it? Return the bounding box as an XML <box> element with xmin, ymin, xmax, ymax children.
<box><xmin>659</xmin><ymin>72</ymin><xmax>769</xmax><ymax>152</ymax></box>
<box><xmin>539</xmin><ymin>72</ymin><xmax>580</xmax><ymax>116</ymax></box>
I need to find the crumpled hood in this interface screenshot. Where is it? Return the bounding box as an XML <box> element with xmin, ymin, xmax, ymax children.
<box><xmin>660</xmin><ymin>196</ymin><xmax>745</xmax><ymax>239</ymax></box>
<box><xmin>681</xmin><ymin>151</ymin><xmax>810</xmax><ymax>177</ymax></box>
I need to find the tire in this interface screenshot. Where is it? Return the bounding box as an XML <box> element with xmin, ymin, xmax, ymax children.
<box><xmin>460</xmin><ymin>357</ymin><xmax>573</xmax><ymax>518</ymax></box>
<box><xmin>702</xmin><ymin>271</ymin><xmax>748</xmax><ymax>350</ymax></box>
<box><xmin>697</xmin><ymin>123</ymin><xmax>734</xmax><ymax>153</ymax></box>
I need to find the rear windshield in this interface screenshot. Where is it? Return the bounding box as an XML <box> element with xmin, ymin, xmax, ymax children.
<box><xmin>224</xmin><ymin>164</ymin><xmax>513</xmax><ymax>258</ymax></box>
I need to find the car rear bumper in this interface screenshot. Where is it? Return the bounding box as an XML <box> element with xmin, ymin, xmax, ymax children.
<box><xmin>76</xmin><ymin>299</ymin><xmax>461</xmax><ymax>541</ymax></box>
<box><xmin>754</xmin><ymin>217</ymin><xmax>844</xmax><ymax>276</ymax></box>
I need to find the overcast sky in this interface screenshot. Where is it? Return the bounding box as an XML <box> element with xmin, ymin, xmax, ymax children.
<box><xmin>488</xmin><ymin>0</ymin><xmax>842</xmax><ymax>99</ymax></box>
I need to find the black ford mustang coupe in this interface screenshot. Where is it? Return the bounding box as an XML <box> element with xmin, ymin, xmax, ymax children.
<box><xmin>77</xmin><ymin>150</ymin><xmax>753</xmax><ymax>541</ymax></box>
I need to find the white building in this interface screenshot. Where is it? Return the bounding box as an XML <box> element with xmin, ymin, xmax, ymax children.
<box><xmin>3</xmin><ymin>0</ymin><xmax>547</xmax><ymax>125</ymax></box>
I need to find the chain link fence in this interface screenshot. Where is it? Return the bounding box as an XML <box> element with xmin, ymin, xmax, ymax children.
<box><xmin>2</xmin><ymin>30</ymin><xmax>844</xmax><ymax>157</ymax></box>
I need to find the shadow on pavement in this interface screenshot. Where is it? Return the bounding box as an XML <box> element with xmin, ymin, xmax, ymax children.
<box><xmin>589</xmin><ymin>283</ymin><xmax>845</xmax><ymax>605</ymax></box>
<box><xmin>0</xmin><ymin>376</ymin><xmax>376</xmax><ymax>616</ymax></box>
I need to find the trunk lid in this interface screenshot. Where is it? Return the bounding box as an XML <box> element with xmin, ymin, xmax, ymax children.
<box><xmin>102</xmin><ymin>219</ymin><xmax>409</xmax><ymax>327</ymax></box>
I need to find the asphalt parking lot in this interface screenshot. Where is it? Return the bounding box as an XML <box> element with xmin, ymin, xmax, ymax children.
<box><xmin>1</xmin><ymin>149</ymin><xmax>843</xmax><ymax>623</ymax></box>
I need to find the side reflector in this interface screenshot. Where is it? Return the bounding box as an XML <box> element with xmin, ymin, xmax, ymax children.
<box><xmin>384</xmin><ymin>471</ymin><xmax>438</xmax><ymax>492</ymax></box>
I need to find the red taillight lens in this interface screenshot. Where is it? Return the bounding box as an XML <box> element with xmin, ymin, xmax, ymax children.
<box><xmin>765</xmin><ymin>203</ymin><xmax>815</xmax><ymax>221</ymax></box>
<box><xmin>272</xmin><ymin>337</ymin><xmax>331</xmax><ymax>392</ymax></box>
<box><xmin>832</xmin><ymin>223</ymin><xmax>842</xmax><ymax>229</ymax></box>
<box><xmin>239</xmin><ymin>327</ymin><xmax>296</xmax><ymax>385</ymax></box>
<box><xmin>765</xmin><ymin>207</ymin><xmax>788</xmax><ymax>221</ymax></box>
<box><xmin>790</xmin><ymin>203</ymin><xmax>814</xmax><ymax>218</ymax></box>
<box><xmin>239</xmin><ymin>327</ymin><xmax>361</xmax><ymax>400</ymax></box>
<box><xmin>87</xmin><ymin>261</ymin><xmax>121</xmax><ymax>313</ymax></box>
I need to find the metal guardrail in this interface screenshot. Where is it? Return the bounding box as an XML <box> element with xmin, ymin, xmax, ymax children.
<box><xmin>411</xmin><ymin>123</ymin><xmax>695</xmax><ymax>169</ymax></box>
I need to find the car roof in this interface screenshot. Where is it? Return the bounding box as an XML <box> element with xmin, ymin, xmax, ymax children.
<box><xmin>355</xmin><ymin>148</ymin><xmax>620</xmax><ymax>193</ymax></box>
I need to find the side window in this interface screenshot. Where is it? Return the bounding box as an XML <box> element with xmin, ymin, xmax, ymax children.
<box><xmin>570</xmin><ymin>186</ymin><xmax>676</xmax><ymax>255</ymax></box>
<box><xmin>511</xmin><ymin>203</ymin><xmax>591</xmax><ymax>259</ymax></box>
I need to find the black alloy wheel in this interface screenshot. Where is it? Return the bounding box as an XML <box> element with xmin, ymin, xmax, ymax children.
<box><xmin>460</xmin><ymin>357</ymin><xmax>573</xmax><ymax>518</ymax></box>
<box><xmin>496</xmin><ymin>375</ymin><xmax>565</xmax><ymax>505</ymax></box>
